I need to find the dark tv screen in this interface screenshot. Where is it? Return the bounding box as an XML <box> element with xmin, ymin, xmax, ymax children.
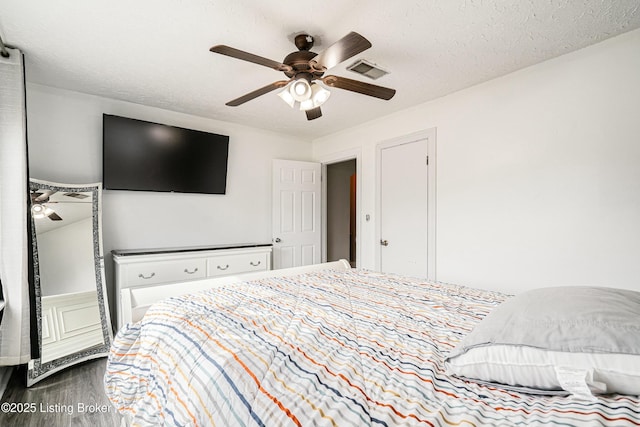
<box><xmin>103</xmin><ymin>115</ymin><xmax>229</xmax><ymax>194</ymax></box>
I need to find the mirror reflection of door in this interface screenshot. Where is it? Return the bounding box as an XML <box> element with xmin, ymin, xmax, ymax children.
<box><xmin>31</xmin><ymin>189</ymin><xmax>104</xmax><ymax>363</ymax></box>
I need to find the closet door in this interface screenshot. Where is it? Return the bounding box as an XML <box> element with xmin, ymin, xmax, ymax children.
<box><xmin>378</xmin><ymin>137</ymin><xmax>430</xmax><ymax>278</ymax></box>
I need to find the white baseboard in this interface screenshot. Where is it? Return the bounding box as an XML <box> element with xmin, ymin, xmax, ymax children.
<box><xmin>0</xmin><ymin>366</ymin><xmax>13</xmax><ymax>399</ymax></box>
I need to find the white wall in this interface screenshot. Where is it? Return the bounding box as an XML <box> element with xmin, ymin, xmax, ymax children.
<box><xmin>26</xmin><ymin>84</ymin><xmax>312</xmax><ymax>314</ymax></box>
<box><xmin>313</xmin><ymin>29</ymin><xmax>640</xmax><ymax>293</ymax></box>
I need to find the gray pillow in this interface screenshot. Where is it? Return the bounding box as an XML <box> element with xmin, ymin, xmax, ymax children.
<box><xmin>445</xmin><ymin>286</ymin><xmax>640</xmax><ymax>396</ymax></box>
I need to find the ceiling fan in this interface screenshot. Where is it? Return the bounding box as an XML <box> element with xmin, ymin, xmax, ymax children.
<box><xmin>210</xmin><ymin>32</ymin><xmax>396</xmax><ymax>120</ymax></box>
<box><xmin>30</xmin><ymin>190</ymin><xmax>90</xmax><ymax>221</ymax></box>
<box><xmin>31</xmin><ymin>190</ymin><xmax>62</xmax><ymax>221</ymax></box>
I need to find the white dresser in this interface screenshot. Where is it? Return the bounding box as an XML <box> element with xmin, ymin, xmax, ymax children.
<box><xmin>113</xmin><ymin>244</ymin><xmax>272</xmax><ymax>328</ymax></box>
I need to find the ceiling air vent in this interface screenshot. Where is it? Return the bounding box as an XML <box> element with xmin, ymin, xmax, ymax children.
<box><xmin>346</xmin><ymin>59</ymin><xmax>389</xmax><ymax>80</ymax></box>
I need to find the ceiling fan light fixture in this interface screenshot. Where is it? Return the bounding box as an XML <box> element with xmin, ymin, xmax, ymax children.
<box><xmin>312</xmin><ymin>83</ymin><xmax>331</xmax><ymax>105</ymax></box>
<box><xmin>277</xmin><ymin>87</ymin><xmax>296</xmax><ymax>108</ymax></box>
<box><xmin>299</xmin><ymin>83</ymin><xmax>331</xmax><ymax>111</ymax></box>
<box><xmin>290</xmin><ymin>79</ymin><xmax>312</xmax><ymax>102</ymax></box>
<box><xmin>32</xmin><ymin>203</ymin><xmax>46</xmax><ymax>219</ymax></box>
<box><xmin>299</xmin><ymin>98</ymin><xmax>313</xmax><ymax>111</ymax></box>
<box><xmin>31</xmin><ymin>203</ymin><xmax>55</xmax><ymax>219</ymax></box>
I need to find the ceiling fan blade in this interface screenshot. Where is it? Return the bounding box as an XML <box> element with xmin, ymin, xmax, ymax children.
<box><xmin>64</xmin><ymin>192</ymin><xmax>90</xmax><ymax>199</ymax></box>
<box><xmin>48</xmin><ymin>211</ymin><xmax>63</xmax><ymax>221</ymax></box>
<box><xmin>210</xmin><ymin>45</ymin><xmax>293</xmax><ymax>73</ymax></box>
<box><xmin>312</xmin><ymin>32</ymin><xmax>372</xmax><ymax>71</ymax></box>
<box><xmin>322</xmin><ymin>75</ymin><xmax>396</xmax><ymax>100</ymax></box>
<box><xmin>33</xmin><ymin>190</ymin><xmax>56</xmax><ymax>202</ymax></box>
<box><xmin>305</xmin><ymin>107</ymin><xmax>322</xmax><ymax>121</ymax></box>
<box><xmin>226</xmin><ymin>80</ymin><xmax>291</xmax><ymax>107</ymax></box>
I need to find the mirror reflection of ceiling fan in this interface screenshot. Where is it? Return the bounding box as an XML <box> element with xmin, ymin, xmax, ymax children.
<box><xmin>30</xmin><ymin>190</ymin><xmax>89</xmax><ymax>221</ymax></box>
<box><xmin>210</xmin><ymin>31</ymin><xmax>396</xmax><ymax>120</ymax></box>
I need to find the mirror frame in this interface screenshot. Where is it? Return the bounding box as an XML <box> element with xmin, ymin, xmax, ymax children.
<box><xmin>27</xmin><ymin>179</ymin><xmax>113</xmax><ymax>386</ymax></box>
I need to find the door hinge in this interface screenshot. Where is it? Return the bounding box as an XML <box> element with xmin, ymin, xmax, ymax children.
<box><xmin>426</xmin><ymin>155</ymin><xmax>429</xmax><ymax>166</ymax></box>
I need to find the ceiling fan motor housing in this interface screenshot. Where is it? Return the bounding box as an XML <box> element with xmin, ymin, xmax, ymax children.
<box><xmin>294</xmin><ymin>34</ymin><xmax>314</xmax><ymax>51</ymax></box>
<box><xmin>282</xmin><ymin>50</ymin><xmax>323</xmax><ymax>78</ymax></box>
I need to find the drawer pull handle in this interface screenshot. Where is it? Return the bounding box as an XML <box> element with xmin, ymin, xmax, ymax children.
<box><xmin>217</xmin><ymin>264</ymin><xmax>230</xmax><ymax>271</ymax></box>
<box><xmin>138</xmin><ymin>272</ymin><xmax>156</xmax><ymax>280</ymax></box>
<box><xmin>250</xmin><ymin>261</ymin><xmax>261</xmax><ymax>266</ymax></box>
<box><xmin>184</xmin><ymin>267</ymin><xmax>199</xmax><ymax>274</ymax></box>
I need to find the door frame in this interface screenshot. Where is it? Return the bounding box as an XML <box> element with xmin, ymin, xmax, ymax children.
<box><xmin>317</xmin><ymin>147</ymin><xmax>362</xmax><ymax>267</ymax></box>
<box><xmin>375</xmin><ymin>128</ymin><xmax>437</xmax><ymax>280</ymax></box>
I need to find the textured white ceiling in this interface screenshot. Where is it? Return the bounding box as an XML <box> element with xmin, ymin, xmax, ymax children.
<box><xmin>2</xmin><ymin>0</ymin><xmax>640</xmax><ymax>139</ymax></box>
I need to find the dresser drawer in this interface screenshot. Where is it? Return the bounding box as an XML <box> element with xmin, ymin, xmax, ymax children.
<box><xmin>207</xmin><ymin>252</ymin><xmax>269</xmax><ymax>277</ymax></box>
<box><xmin>126</xmin><ymin>258</ymin><xmax>206</xmax><ymax>286</ymax></box>
<box><xmin>114</xmin><ymin>245</ymin><xmax>272</xmax><ymax>328</ymax></box>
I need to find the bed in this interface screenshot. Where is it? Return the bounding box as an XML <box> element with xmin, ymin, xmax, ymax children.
<box><xmin>105</xmin><ymin>261</ymin><xmax>640</xmax><ymax>426</ymax></box>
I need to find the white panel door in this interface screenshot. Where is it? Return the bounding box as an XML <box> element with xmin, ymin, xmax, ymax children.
<box><xmin>272</xmin><ymin>159</ymin><xmax>322</xmax><ymax>269</ymax></box>
<box><xmin>379</xmin><ymin>138</ymin><xmax>428</xmax><ymax>277</ymax></box>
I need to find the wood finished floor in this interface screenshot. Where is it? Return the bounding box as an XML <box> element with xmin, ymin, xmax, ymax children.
<box><xmin>0</xmin><ymin>358</ymin><xmax>123</xmax><ymax>427</ymax></box>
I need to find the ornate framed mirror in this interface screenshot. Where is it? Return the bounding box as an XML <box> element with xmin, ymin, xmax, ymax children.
<box><xmin>27</xmin><ymin>179</ymin><xmax>113</xmax><ymax>386</ymax></box>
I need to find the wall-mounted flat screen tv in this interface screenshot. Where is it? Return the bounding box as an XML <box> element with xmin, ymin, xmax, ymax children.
<box><xmin>103</xmin><ymin>114</ymin><xmax>229</xmax><ymax>194</ymax></box>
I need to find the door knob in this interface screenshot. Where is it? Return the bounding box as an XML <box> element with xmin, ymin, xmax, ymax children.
<box><xmin>274</xmin><ymin>238</ymin><xmax>282</xmax><ymax>243</ymax></box>
<box><xmin>380</xmin><ymin>239</ymin><xmax>389</xmax><ymax>246</ymax></box>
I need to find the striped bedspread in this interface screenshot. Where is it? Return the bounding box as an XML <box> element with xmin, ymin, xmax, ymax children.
<box><xmin>105</xmin><ymin>269</ymin><xmax>640</xmax><ymax>426</ymax></box>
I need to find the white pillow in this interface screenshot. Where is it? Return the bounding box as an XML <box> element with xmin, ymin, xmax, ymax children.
<box><xmin>445</xmin><ymin>286</ymin><xmax>640</xmax><ymax>397</ymax></box>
